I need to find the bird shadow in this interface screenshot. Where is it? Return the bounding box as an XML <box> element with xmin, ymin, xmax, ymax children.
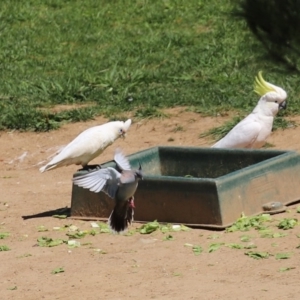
<box><xmin>22</xmin><ymin>206</ymin><xmax>70</xmax><ymax>220</ymax></box>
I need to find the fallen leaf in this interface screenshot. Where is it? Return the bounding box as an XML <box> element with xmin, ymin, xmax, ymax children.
<box><xmin>51</xmin><ymin>267</ymin><xmax>64</xmax><ymax>274</ymax></box>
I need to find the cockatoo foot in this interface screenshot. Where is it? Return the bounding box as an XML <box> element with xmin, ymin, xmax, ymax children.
<box><xmin>78</xmin><ymin>164</ymin><xmax>102</xmax><ymax>172</ymax></box>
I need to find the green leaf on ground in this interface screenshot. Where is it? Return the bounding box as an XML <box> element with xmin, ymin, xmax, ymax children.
<box><xmin>208</xmin><ymin>243</ymin><xmax>224</xmax><ymax>253</ymax></box>
<box><xmin>226</xmin><ymin>243</ymin><xmax>243</xmax><ymax>249</ymax></box>
<box><xmin>240</xmin><ymin>235</ymin><xmax>251</xmax><ymax>242</ymax></box>
<box><xmin>66</xmin><ymin>231</ymin><xmax>87</xmax><ymax>239</ymax></box>
<box><xmin>275</xmin><ymin>253</ymin><xmax>291</xmax><ymax>260</ymax></box>
<box><xmin>279</xmin><ymin>267</ymin><xmax>295</xmax><ymax>272</ymax></box>
<box><xmin>192</xmin><ymin>245</ymin><xmax>203</xmax><ymax>256</ymax></box>
<box><xmin>243</xmin><ymin>244</ymin><xmax>257</xmax><ymax>249</ymax></box>
<box><xmin>0</xmin><ymin>245</ymin><xmax>10</xmax><ymax>251</ymax></box>
<box><xmin>51</xmin><ymin>267</ymin><xmax>65</xmax><ymax>274</ymax></box>
<box><xmin>245</xmin><ymin>251</ymin><xmax>270</xmax><ymax>259</ymax></box>
<box><xmin>226</xmin><ymin>213</ymin><xmax>271</xmax><ymax>232</ymax></box>
<box><xmin>207</xmin><ymin>234</ymin><xmax>220</xmax><ymax>240</ymax></box>
<box><xmin>67</xmin><ymin>240</ymin><xmax>81</xmax><ymax>248</ymax></box>
<box><xmin>52</xmin><ymin>214</ymin><xmax>68</xmax><ymax>219</ymax></box>
<box><xmin>0</xmin><ymin>232</ymin><xmax>10</xmax><ymax>239</ymax></box>
<box><xmin>125</xmin><ymin>230</ymin><xmax>136</xmax><ymax>236</ymax></box>
<box><xmin>98</xmin><ymin>222</ymin><xmax>110</xmax><ymax>233</ymax></box>
<box><xmin>277</xmin><ymin>218</ymin><xmax>298</xmax><ymax>230</ymax></box>
<box><xmin>138</xmin><ymin>221</ymin><xmax>190</xmax><ymax>234</ymax></box>
<box><xmin>17</xmin><ymin>253</ymin><xmax>32</xmax><ymax>258</ymax></box>
<box><xmin>37</xmin><ymin>226</ymin><xmax>48</xmax><ymax>232</ymax></box>
<box><xmin>163</xmin><ymin>234</ymin><xmax>174</xmax><ymax>241</ymax></box>
<box><xmin>176</xmin><ymin>225</ymin><xmax>191</xmax><ymax>232</ymax></box>
<box><xmin>260</xmin><ymin>230</ymin><xmax>287</xmax><ymax>238</ymax></box>
<box><xmin>139</xmin><ymin>221</ymin><xmax>160</xmax><ymax>234</ymax></box>
<box><xmin>37</xmin><ymin>237</ymin><xmax>66</xmax><ymax>247</ymax></box>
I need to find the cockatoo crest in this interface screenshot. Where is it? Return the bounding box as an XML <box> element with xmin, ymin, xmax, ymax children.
<box><xmin>254</xmin><ymin>71</ymin><xmax>276</xmax><ymax>96</ymax></box>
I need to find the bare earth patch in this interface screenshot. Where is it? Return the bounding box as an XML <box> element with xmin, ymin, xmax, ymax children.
<box><xmin>1</xmin><ymin>107</ymin><xmax>300</xmax><ymax>300</ymax></box>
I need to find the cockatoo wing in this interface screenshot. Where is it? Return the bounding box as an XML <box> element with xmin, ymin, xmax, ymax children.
<box><xmin>212</xmin><ymin>114</ymin><xmax>262</xmax><ymax>149</ymax></box>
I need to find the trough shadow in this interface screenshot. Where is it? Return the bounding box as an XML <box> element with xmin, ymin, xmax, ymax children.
<box><xmin>22</xmin><ymin>206</ymin><xmax>70</xmax><ymax>220</ymax></box>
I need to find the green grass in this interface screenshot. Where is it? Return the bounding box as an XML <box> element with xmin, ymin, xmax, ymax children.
<box><xmin>0</xmin><ymin>0</ymin><xmax>299</xmax><ymax>131</ymax></box>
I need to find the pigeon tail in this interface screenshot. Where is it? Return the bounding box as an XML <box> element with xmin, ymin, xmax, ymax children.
<box><xmin>108</xmin><ymin>200</ymin><xmax>134</xmax><ymax>233</ymax></box>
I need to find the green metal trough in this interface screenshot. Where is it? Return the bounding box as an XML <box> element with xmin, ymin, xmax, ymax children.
<box><xmin>71</xmin><ymin>146</ymin><xmax>300</xmax><ymax>228</ymax></box>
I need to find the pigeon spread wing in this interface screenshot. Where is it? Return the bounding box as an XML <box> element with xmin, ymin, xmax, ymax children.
<box><xmin>101</xmin><ymin>167</ymin><xmax>122</xmax><ymax>199</ymax></box>
<box><xmin>73</xmin><ymin>167</ymin><xmax>121</xmax><ymax>193</ymax></box>
<box><xmin>114</xmin><ymin>148</ymin><xmax>131</xmax><ymax>171</ymax></box>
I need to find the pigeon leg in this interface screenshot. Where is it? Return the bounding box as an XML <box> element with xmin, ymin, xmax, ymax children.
<box><xmin>128</xmin><ymin>196</ymin><xmax>135</xmax><ymax>208</ymax></box>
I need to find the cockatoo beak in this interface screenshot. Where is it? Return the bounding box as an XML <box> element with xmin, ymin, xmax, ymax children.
<box><xmin>120</xmin><ymin>119</ymin><xmax>132</xmax><ymax>139</ymax></box>
<box><xmin>279</xmin><ymin>101</ymin><xmax>287</xmax><ymax>110</ymax></box>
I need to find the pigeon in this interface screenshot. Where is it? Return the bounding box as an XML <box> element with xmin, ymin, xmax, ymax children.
<box><xmin>212</xmin><ymin>71</ymin><xmax>287</xmax><ymax>149</ymax></box>
<box><xmin>72</xmin><ymin>148</ymin><xmax>143</xmax><ymax>233</ymax></box>
<box><xmin>39</xmin><ymin>119</ymin><xmax>132</xmax><ymax>172</ymax></box>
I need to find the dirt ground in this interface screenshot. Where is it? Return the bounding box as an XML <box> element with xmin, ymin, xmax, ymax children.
<box><xmin>1</xmin><ymin>107</ymin><xmax>300</xmax><ymax>300</ymax></box>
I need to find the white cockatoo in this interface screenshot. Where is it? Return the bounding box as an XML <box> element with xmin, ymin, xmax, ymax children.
<box><xmin>212</xmin><ymin>72</ymin><xmax>287</xmax><ymax>149</ymax></box>
<box><xmin>39</xmin><ymin>119</ymin><xmax>132</xmax><ymax>172</ymax></box>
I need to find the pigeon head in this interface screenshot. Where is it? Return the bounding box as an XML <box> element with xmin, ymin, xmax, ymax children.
<box><xmin>135</xmin><ymin>163</ymin><xmax>143</xmax><ymax>180</ymax></box>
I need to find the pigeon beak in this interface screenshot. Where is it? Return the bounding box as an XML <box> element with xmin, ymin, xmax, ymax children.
<box><xmin>138</xmin><ymin>162</ymin><xmax>143</xmax><ymax>180</ymax></box>
<box><xmin>279</xmin><ymin>100</ymin><xmax>287</xmax><ymax>110</ymax></box>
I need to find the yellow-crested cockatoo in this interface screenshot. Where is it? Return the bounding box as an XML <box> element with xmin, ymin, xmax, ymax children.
<box><xmin>39</xmin><ymin>119</ymin><xmax>132</xmax><ymax>172</ymax></box>
<box><xmin>212</xmin><ymin>72</ymin><xmax>287</xmax><ymax>149</ymax></box>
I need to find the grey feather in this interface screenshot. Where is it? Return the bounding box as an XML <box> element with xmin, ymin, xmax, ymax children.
<box><xmin>73</xmin><ymin>167</ymin><xmax>120</xmax><ymax>193</ymax></box>
<box><xmin>72</xmin><ymin>148</ymin><xmax>143</xmax><ymax>233</ymax></box>
<box><xmin>114</xmin><ymin>148</ymin><xmax>131</xmax><ymax>171</ymax></box>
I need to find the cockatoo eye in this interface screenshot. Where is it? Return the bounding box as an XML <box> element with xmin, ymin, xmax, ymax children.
<box><xmin>119</xmin><ymin>129</ymin><xmax>126</xmax><ymax>138</ymax></box>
